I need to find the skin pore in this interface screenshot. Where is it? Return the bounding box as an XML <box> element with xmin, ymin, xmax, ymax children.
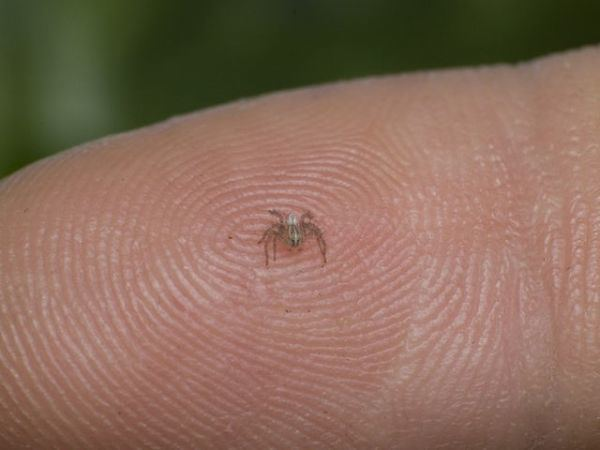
<box><xmin>1</xmin><ymin>46</ymin><xmax>600</xmax><ymax>448</ymax></box>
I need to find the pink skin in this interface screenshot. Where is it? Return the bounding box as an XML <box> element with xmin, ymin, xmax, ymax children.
<box><xmin>2</xmin><ymin>46</ymin><xmax>600</xmax><ymax>448</ymax></box>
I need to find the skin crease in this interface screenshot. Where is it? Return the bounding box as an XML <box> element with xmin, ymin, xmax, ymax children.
<box><xmin>1</xmin><ymin>46</ymin><xmax>600</xmax><ymax>449</ymax></box>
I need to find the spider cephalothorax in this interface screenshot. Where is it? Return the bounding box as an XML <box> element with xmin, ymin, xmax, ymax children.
<box><xmin>258</xmin><ymin>210</ymin><xmax>327</xmax><ymax>266</ymax></box>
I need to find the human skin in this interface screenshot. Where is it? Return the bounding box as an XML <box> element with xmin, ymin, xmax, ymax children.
<box><xmin>1</xmin><ymin>46</ymin><xmax>600</xmax><ymax>449</ymax></box>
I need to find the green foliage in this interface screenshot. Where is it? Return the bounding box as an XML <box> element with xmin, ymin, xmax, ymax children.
<box><xmin>2</xmin><ymin>0</ymin><xmax>600</xmax><ymax>177</ymax></box>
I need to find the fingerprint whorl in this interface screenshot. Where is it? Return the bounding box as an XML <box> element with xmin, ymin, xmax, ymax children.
<box><xmin>136</xmin><ymin>135</ymin><xmax>427</xmax><ymax>351</ymax></box>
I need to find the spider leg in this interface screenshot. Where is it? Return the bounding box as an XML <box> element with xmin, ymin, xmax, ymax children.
<box><xmin>303</xmin><ymin>223</ymin><xmax>327</xmax><ymax>265</ymax></box>
<box><xmin>264</xmin><ymin>236</ymin><xmax>271</xmax><ymax>266</ymax></box>
<box><xmin>258</xmin><ymin>232</ymin><xmax>271</xmax><ymax>266</ymax></box>
<box><xmin>271</xmin><ymin>224</ymin><xmax>286</xmax><ymax>263</ymax></box>
<box><xmin>268</xmin><ymin>209</ymin><xmax>285</xmax><ymax>223</ymax></box>
<box><xmin>318</xmin><ymin>237</ymin><xmax>327</xmax><ymax>264</ymax></box>
<box><xmin>258</xmin><ymin>226</ymin><xmax>276</xmax><ymax>266</ymax></box>
<box><xmin>300</xmin><ymin>210</ymin><xmax>314</xmax><ymax>224</ymax></box>
<box><xmin>258</xmin><ymin>224</ymin><xmax>285</xmax><ymax>267</ymax></box>
<box><xmin>257</xmin><ymin>226</ymin><xmax>273</xmax><ymax>244</ymax></box>
<box><xmin>302</xmin><ymin>222</ymin><xmax>320</xmax><ymax>237</ymax></box>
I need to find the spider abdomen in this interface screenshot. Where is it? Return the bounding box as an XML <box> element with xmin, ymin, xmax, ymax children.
<box><xmin>288</xmin><ymin>224</ymin><xmax>302</xmax><ymax>247</ymax></box>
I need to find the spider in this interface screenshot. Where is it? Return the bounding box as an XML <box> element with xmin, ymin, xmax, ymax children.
<box><xmin>258</xmin><ymin>210</ymin><xmax>327</xmax><ymax>267</ymax></box>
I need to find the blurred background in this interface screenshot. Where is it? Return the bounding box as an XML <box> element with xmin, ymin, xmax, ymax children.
<box><xmin>1</xmin><ymin>0</ymin><xmax>600</xmax><ymax>178</ymax></box>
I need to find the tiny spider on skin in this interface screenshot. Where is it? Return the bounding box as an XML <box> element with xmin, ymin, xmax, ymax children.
<box><xmin>258</xmin><ymin>210</ymin><xmax>327</xmax><ymax>267</ymax></box>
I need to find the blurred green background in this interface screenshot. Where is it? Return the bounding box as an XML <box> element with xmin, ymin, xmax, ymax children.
<box><xmin>1</xmin><ymin>0</ymin><xmax>600</xmax><ymax>178</ymax></box>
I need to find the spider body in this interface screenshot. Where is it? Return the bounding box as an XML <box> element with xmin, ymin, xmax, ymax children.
<box><xmin>258</xmin><ymin>210</ymin><xmax>327</xmax><ymax>266</ymax></box>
